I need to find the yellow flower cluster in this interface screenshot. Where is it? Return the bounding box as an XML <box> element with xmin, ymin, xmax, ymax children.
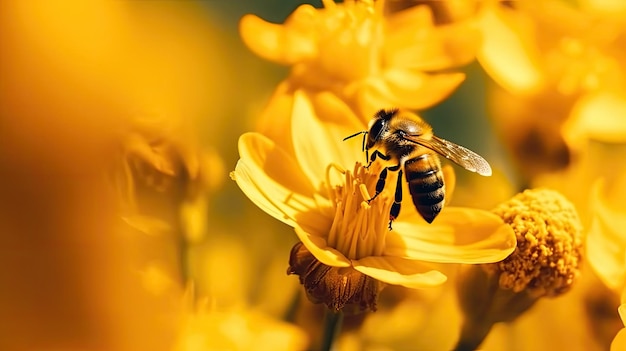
<box><xmin>488</xmin><ymin>188</ymin><xmax>583</xmax><ymax>297</ymax></box>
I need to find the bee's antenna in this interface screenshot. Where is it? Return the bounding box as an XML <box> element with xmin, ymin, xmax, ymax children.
<box><xmin>343</xmin><ymin>130</ymin><xmax>369</xmax><ymax>161</ymax></box>
<box><xmin>361</xmin><ymin>131</ymin><xmax>367</xmax><ymax>152</ymax></box>
<box><xmin>343</xmin><ymin>130</ymin><xmax>366</xmax><ymax>141</ymax></box>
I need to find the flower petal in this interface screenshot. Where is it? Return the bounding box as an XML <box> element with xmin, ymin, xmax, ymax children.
<box><xmin>612</xmin><ymin>328</ymin><xmax>626</xmax><ymax>351</ymax></box>
<box><xmin>294</xmin><ymin>225</ymin><xmax>351</xmax><ymax>267</ymax></box>
<box><xmin>256</xmin><ymin>82</ymin><xmax>295</xmax><ymax>152</ymax></box>
<box><xmin>566</xmin><ymin>91</ymin><xmax>626</xmax><ymax>147</ymax></box>
<box><xmin>583</xmin><ymin>0</ymin><xmax>626</xmax><ymax>14</ymax></box>
<box><xmin>476</xmin><ymin>5</ymin><xmax>544</xmax><ymax>93</ymax></box>
<box><xmin>353</xmin><ymin>256</ymin><xmax>447</xmax><ymax>289</ymax></box>
<box><xmin>587</xmin><ymin>179</ymin><xmax>626</xmax><ymax>291</ymax></box>
<box><xmin>233</xmin><ymin>133</ymin><xmax>325</xmax><ymax>228</ymax></box>
<box><xmin>122</xmin><ymin>214</ymin><xmax>172</xmax><ymax>236</ymax></box>
<box><xmin>386</xmin><ymin>207</ymin><xmax>516</xmax><ymax>263</ymax></box>
<box><xmin>355</xmin><ymin>69</ymin><xmax>465</xmax><ymax>116</ymax></box>
<box><xmin>384</xmin><ymin>6</ymin><xmax>479</xmax><ymax>71</ymax></box>
<box><xmin>239</xmin><ymin>12</ymin><xmax>316</xmax><ymax>65</ymax></box>
<box><xmin>291</xmin><ymin>90</ymin><xmax>365</xmax><ymax>186</ymax></box>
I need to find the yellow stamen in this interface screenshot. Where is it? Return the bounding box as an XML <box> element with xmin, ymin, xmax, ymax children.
<box><xmin>326</xmin><ymin>163</ymin><xmax>393</xmax><ymax>259</ymax></box>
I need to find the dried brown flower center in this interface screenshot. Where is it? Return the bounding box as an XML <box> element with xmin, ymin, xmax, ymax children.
<box><xmin>288</xmin><ymin>242</ymin><xmax>380</xmax><ymax>313</ymax></box>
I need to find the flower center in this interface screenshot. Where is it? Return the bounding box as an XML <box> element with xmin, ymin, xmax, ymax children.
<box><xmin>487</xmin><ymin>188</ymin><xmax>583</xmax><ymax>297</ymax></box>
<box><xmin>324</xmin><ymin>162</ymin><xmax>394</xmax><ymax>260</ymax></box>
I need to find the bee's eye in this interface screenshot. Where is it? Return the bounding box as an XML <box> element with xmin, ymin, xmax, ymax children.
<box><xmin>369</xmin><ymin>119</ymin><xmax>386</xmax><ymax>140</ymax></box>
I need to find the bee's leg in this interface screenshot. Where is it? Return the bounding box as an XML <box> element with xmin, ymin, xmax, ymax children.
<box><xmin>389</xmin><ymin>168</ymin><xmax>403</xmax><ymax>230</ymax></box>
<box><xmin>368</xmin><ymin>163</ymin><xmax>400</xmax><ymax>206</ymax></box>
<box><xmin>368</xmin><ymin>167</ymin><xmax>388</xmax><ymax>203</ymax></box>
<box><xmin>366</xmin><ymin>150</ymin><xmax>390</xmax><ymax>169</ymax></box>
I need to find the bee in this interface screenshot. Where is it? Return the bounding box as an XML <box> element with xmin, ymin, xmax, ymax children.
<box><xmin>344</xmin><ymin>109</ymin><xmax>492</xmax><ymax>225</ymax></box>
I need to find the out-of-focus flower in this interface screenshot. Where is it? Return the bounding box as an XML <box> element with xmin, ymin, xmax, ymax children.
<box><xmin>587</xmin><ymin>177</ymin><xmax>626</xmax><ymax>293</ymax></box>
<box><xmin>564</xmin><ymin>90</ymin><xmax>626</xmax><ymax>148</ymax></box>
<box><xmin>384</xmin><ymin>0</ymin><xmax>479</xmax><ymax>23</ymax></box>
<box><xmin>455</xmin><ymin>188</ymin><xmax>583</xmax><ymax>351</ymax></box>
<box><xmin>113</xmin><ymin>114</ymin><xmax>224</xmax><ymax>242</ymax></box>
<box><xmin>586</xmin><ymin>171</ymin><xmax>626</xmax><ymax>351</ymax></box>
<box><xmin>531</xmin><ymin>137</ymin><xmax>626</xmax><ymax>350</ymax></box>
<box><xmin>240</xmin><ymin>0</ymin><xmax>479</xmax><ymax>149</ymax></box>
<box><xmin>173</xmin><ymin>283</ymin><xmax>308</xmax><ymax>351</ymax></box>
<box><xmin>479</xmin><ymin>1</ymin><xmax>626</xmax><ymax>96</ymax></box>
<box><xmin>175</xmin><ymin>234</ymin><xmax>308</xmax><ymax>350</ymax></box>
<box><xmin>335</xmin><ymin>281</ymin><xmax>462</xmax><ymax>351</ymax></box>
<box><xmin>109</xmin><ymin>112</ymin><xmax>225</xmax><ymax>303</ymax></box>
<box><xmin>477</xmin><ymin>0</ymin><xmax>626</xmax><ymax>181</ymax></box>
<box><xmin>231</xmin><ymin>91</ymin><xmax>515</xmax><ymax>314</ymax></box>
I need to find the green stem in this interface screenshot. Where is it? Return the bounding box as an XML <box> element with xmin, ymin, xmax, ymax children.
<box><xmin>320</xmin><ymin>310</ymin><xmax>343</xmax><ymax>351</ymax></box>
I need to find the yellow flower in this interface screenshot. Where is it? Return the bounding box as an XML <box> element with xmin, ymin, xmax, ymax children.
<box><xmin>564</xmin><ymin>90</ymin><xmax>626</xmax><ymax>149</ymax></box>
<box><xmin>110</xmin><ymin>114</ymin><xmax>225</xmax><ymax>295</ymax></box>
<box><xmin>241</xmin><ymin>0</ymin><xmax>478</xmax><ymax>146</ymax></box>
<box><xmin>335</xmin><ymin>283</ymin><xmax>463</xmax><ymax>350</ymax></box>
<box><xmin>173</xmin><ymin>288</ymin><xmax>308</xmax><ymax>351</ymax></box>
<box><xmin>586</xmin><ymin>165</ymin><xmax>626</xmax><ymax>351</ymax></box>
<box><xmin>587</xmin><ymin>176</ymin><xmax>626</xmax><ymax>293</ymax></box>
<box><xmin>486</xmin><ymin>188</ymin><xmax>583</xmax><ymax>297</ymax></box>
<box><xmin>113</xmin><ymin>114</ymin><xmax>223</xmax><ymax>241</ymax></box>
<box><xmin>231</xmin><ymin>91</ymin><xmax>515</xmax><ymax>312</ymax></box>
<box><xmin>455</xmin><ymin>188</ymin><xmax>584</xmax><ymax>351</ymax></box>
<box><xmin>476</xmin><ymin>1</ymin><xmax>626</xmax><ymax>180</ymax></box>
<box><xmin>478</xmin><ymin>0</ymin><xmax>626</xmax><ymax>95</ymax></box>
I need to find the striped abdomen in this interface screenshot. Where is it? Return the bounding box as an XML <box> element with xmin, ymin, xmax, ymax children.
<box><xmin>403</xmin><ymin>152</ymin><xmax>445</xmax><ymax>223</ymax></box>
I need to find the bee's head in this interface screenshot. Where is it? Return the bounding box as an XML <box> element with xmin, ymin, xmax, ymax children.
<box><xmin>366</xmin><ymin>109</ymin><xmax>397</xmax><ymax>149</ymax></box>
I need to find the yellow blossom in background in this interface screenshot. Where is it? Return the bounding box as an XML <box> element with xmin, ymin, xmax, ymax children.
<box><xmin>478</xmin><ymin>0</ymin><xmax>626</xmax><ymax>96</ymax></box>
<box><xmin>477</xmin><ymin>0</ymin><xmax>626</xmax><ymax>180</ymax></box>
<box><xmin>532</xmin><ymin>140</ymin><xmax>626</xmax><ymax>349</ymax></box>
<box><xmin>335</xmin><ymin>282</ymin><xmax>463</xmax><ymax>351</ymax></box>
<box><xmin>173</xmin><ymin>259</ymin><xmax>308</xmax><ymax>351</ymax></box>
<box><xmin>232</xmin><ymin>91</ymin><xmax>515</xmax><ymax>313</ymax></box>
<box><xmin>173</xmin><ymin>304</ymin><xmax>308</xmax><ymax>351</ymax></box>
<box><xmin>587</xmin><ymin>176</ymin><xmax>626</xmax><ymax>293</ymax></box>
<box><xmin>586</xmin><ymin>169</ymin><xmax>626</xmax><ymax>351</ymax></box>
<box><xmin>152</xmin><ymin>234</ymin><xmax>308</xmax><ymax>351</ymax></box>
<box><xmin>240</xmin><ymin>0</ymin><xmax>479</xmax><ymax>149</ymax></box>
<box><xmin>114</xmin><ymin>113</ymin><xmax>224</xmax><ymax>242</ymax></box>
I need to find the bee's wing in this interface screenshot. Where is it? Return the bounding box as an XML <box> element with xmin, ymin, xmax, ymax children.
<box><xmin>403</xmin><ymin>134</ymin><xmax>492</xmax><ymax>176</ymax></box>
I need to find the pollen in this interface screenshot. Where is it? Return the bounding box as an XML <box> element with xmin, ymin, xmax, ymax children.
<box><xmin>486</xmin><ymin>188</ymin><xmax>583</xmax><ymax>297</ymax></box>
<box><xmin>325</xmin><ymin>163</ymin><xmax>394</xmax><ymax>260</ymax></box>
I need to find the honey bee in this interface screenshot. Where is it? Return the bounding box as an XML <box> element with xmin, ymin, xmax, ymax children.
<box><xmin>344</xmin><ymin>109</ymin><xmax>492</xmax><ymax>225</ymax></box>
